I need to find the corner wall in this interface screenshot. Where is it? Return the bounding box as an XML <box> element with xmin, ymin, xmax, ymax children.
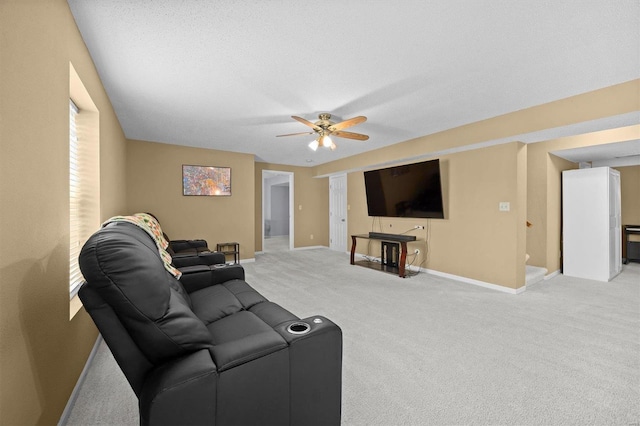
<box><xmin>0</xmin><ymin>1</ymin><xmax>127</xmax><ymax>424</ymax></box>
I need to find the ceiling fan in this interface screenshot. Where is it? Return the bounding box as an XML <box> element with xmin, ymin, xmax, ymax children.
<box><xmin>276</xmin><ymin>113</ymin><xmax>369</xmax><ymax>151</ymax></box>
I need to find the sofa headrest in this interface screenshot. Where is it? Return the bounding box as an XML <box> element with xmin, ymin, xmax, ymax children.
<box><xmin>79</xmin><ymin>222</ymin><xmax>213</xmax><ymax>364</ymax></box>
<box><xmin>101</xmin><ymin>213</ymin><xmax>181</xmax><ymax>278</ymax></box>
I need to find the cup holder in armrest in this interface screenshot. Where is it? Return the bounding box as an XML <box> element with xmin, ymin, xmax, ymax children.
<box><xmin>286</xmin><ymin>322</ymin><xmax>311</xmax><ymax>335</ymax></box>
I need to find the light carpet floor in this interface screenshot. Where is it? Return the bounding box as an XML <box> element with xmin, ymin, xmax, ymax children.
<box><xmin>65</xmin><ymin>249</ymin><xmax>640</xmax><ymax>425</ymax></box>
<box><xmin>263</xmin><ymin>235</ymin><xmax>290</xmax><ymax>252</ymax></box>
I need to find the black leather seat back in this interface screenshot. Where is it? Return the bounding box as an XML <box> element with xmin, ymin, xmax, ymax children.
<box><xmin>79</xmin><ymin>283</ymin><xmax>154</xmax><ymax>397</ymax></box>
<box><xmin>79</xmin><ymin>222</ymin><xmax>214</xmax><ymax>366</ymax></box>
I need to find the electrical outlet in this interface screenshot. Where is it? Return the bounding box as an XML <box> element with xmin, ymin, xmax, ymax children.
<box><xmin>414</xmin><ymin>249</ymin><xmax>420</xmax><ymax>254</ymax></box>
<box><xmin>415</xmin><ymin>225</ymin><xmax>424</xmax><ymax>229</ymax></box>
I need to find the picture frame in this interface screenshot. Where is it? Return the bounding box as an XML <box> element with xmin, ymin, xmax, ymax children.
<box><xmin>182</xmin><ymin>164</ymin><xmax>231</xmax><ymax>196</ymax></box>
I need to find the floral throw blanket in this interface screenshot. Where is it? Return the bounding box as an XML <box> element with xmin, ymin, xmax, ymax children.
<box><xmin>102</xmin><ymin>213</ymin><xmax>182</xmax><ymax>279</ymax></box>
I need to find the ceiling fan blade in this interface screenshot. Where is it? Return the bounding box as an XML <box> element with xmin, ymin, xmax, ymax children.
<box><xmin>276</xmin><ymin>131</ymin><xmax>315</xmax><ymax>137</ymax></box>
<box><xmin>332</xmin><ymin>131</ymin><xmax>369</xmax><ymax>141</ymax></box>
<box><xmin>328</xmin><ymin>116</ymin><xmax>367</xmax><ymax>131</ymax></box>
<box><xmin>292</xmin><ymin>116</ymin><xmax>322</xmax><ymax>131</ymax></box>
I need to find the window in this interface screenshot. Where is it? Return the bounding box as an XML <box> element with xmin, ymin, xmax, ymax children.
<box><xmin>69</xmin><ymin>63</ymin><xmax>100</xmax><ymax>313</ymax></box>
<box><xmin>69</xmin><ymin>100</ymin><xmax>83</xmax><ymax>297</ymax></box>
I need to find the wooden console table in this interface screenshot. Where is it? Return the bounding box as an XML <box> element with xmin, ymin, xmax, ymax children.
<box><xmin>216</xmin><ymin>242</ymin><xmax>239</xmax><ymax>264</ymax></box>
<box><xmin>351</xmin><ymin>234</ymin><xmax>416</xmax><ymax>278</ymax></box>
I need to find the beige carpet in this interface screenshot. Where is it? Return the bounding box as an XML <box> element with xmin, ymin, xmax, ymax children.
<box><xmin>64</xmin><ymin>248</ymin><xmax>640</xmax><ymax>425</ymax></box>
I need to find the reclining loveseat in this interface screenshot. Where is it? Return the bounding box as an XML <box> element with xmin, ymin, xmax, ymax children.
<box><xmin>78</xmin><ymin>219</ymin><xmax>343</xmax><ymax>425</ymax></box>
<box><xmin>144</xmin><ymin>213</ymin><xmax>219</xmax><ymax>257</ymax></box>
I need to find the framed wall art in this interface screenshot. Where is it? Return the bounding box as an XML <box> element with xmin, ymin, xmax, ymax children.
<box><xmin>182</xmin><ymin>165</ymin><xmax>231</xmax><ymax>196</ymax></box>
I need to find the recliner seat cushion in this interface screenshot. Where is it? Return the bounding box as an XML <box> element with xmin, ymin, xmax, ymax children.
<box><xmin>190</xmin><ymin>284</ymin><xmax>244</xmax><ymax>325</ymax></box>
<box><xmin>221</xmin><ymin>279</ymin><xmax>269</xmax><ymax>309</ymax></box>
<box><xmin>79</xmin><ymin>222</ymin><xmax>213</xmax><ymax>364</ymax></box>
<box><xmin>206</xmin><ymin>311</ymin><xmax>288</xmax><ymax>371</ymax></box>
<box><xmin>248</xmin><ymin>301</ymin><xmax>297</xmax><ymax>328</ymax></box>
<box><xmin>219</xmin><ymin>280</ymin><xmax>298</xmax><ymax>327</ymax></box>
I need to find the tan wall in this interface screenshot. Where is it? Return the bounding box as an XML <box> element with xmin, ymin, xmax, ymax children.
<box><xmin>254</xmin><ymin>163</ymin><xmax>329</xmax><ymax>251</ymax></box>
<box><xmin>126</xmin><ymin>139</ymin><xmax>255</xmax><ymax>259</ymax></box>
<box><xmin>545</xmin><ymin>154</ymin><xmax>577</xmax><ymax>272</ymax></box>
<box><xmin>348</xmin><ymin>142</ymin><xmax>527</xmax><ymax>289</ymax></box>
<box><xmin>619</xmin><ymin>165</ymin><xmax>640</xmax><ymax>227</ymax></box>
<box><xmin>526</xmin><ymin>146</ymin><xmax>550</xmax><ymax>267</ymax></box>
<box><xmin>526</xmin><ymin>125</ymin><xmax>639</xmax><ymax>272</ymax></box>
<box><xmin>0</xmin><ymin>1</ymin><xmax>127</xmax><ymax>424</ymax></box>
<box><xmin>526</xmin><ymin>149</ymin><xmax>577</xmax><ymax>270</ymax></box>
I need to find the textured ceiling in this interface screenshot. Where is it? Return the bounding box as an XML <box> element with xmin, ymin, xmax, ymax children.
<box><xmin>67</xmin><ymin>0</ymin><xmax>640</xmax><ymax>167</ymax></box>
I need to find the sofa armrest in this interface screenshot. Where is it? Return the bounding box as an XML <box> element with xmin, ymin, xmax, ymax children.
<box><xmin>179</xmin><ymin>264</ymin><xmax>245</xmax><ymax>293</ymax></box>
<box><xmin>277</xmin><ymin>316</ymin><xmax>343</xmax><ymax>426</ymax></box>
<box><xmin>210</xmin><ymin>264</ymin><xmax>245</xmax><ymax>284</ymax></box>
<box><xmin>209</xmin><ymin>330</ymin><xmax>287</xmax><ymax>371</ymax></box>
<box><xmin>197</xmin><ymin>251</ymin><xmax>225</xmax><ymax>265</ymax></box>
<box><xmin>139</xmin><ymin>349</ymin><xmax>218</xmax><ymax>426</ymax></box>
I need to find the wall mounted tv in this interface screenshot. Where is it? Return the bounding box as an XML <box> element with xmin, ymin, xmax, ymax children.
<box><xmin>364</xmin><ymin>159</ymin><xmax>445</xmax><ymax>218</ymax></box>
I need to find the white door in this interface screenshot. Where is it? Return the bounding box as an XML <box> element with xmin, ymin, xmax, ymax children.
<box><xmin>330</xmin><ymin>174</ymin><xmax>347</xmax><ymax>252</ymax></box>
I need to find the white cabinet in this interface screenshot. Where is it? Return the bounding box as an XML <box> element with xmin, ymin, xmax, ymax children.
<box><xmin>562</xmin><ymin>167</ymin><xmax>621</xmax><ymax>282</ymax></box>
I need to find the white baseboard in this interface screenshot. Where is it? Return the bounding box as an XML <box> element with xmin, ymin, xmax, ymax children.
<box><xmin>257</xmin><ymin>246</ymin><xmax>327</xmax><ymax>255</ymax></box>
<box><xmin>545</xmin><ymin>269</ymin><xmax>561</xmax><ymax>280</ymax></box>
<box><xmin>424</xmin><ymin>268</ymin><xmax>526</xmax><ymax>294</ymax></box>
<box><xmin>294</xmin><ymin>245</ymin><xmax>326</xmax><ymax>251</ymax></box>
<box><xmin>238</xmin><ymin>258</ymin><xmax>255</xmax><ymax>263</ymax></box>
<box><xmin>353</xmin><ymin>253</ymin><xmax>525</xmax><ymax>294</ymax></box>
<box><xmin>58</xmin><ymin>335</ymin><xmax>103</xmax><ymax>426</ymax></box>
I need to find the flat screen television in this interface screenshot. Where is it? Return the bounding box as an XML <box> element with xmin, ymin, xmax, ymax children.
<box><xmin>364</xmin><ymin>159</ymin><xmax>444</xmax><ymax>218</ymax></box>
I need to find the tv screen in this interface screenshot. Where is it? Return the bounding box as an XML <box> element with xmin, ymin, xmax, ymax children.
<box><xmin>364</xmin><ymin>159</ymin><xmax>444</xmax><ymax>218</ymax></box>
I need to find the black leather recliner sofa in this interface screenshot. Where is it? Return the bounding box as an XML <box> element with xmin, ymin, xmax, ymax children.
<box><xmin>166</xmin><ymin>237</ymin><xmax>211</xmax><ymax>256</ymax></box>
<box><xmin>144</xmin><ymin>212</ymin><xmax>217</xmax><ymax>257</ymax></box>
<box><xmin>78</xmin><ymin>221</ymin><xmax>343</xmax><ymax>425</ymax></box>
<box><xmin>170</xmin><ymin>248</ymin><xmax>226</xmax><ymax>269</ymax></box>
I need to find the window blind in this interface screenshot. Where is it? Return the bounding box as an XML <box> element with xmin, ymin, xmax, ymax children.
<box><xmin>69</xmin><ymin>100</ymin><xmax>83</xmax><ymax>297</ymax></box>
<box><xmin>69</xmin><ymin>100</ymin><xmax>100</xmax><ymax>298</ymax></box>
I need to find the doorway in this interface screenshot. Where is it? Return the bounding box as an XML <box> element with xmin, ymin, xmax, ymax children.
<box><xmin>262</xmin><ymin>170</ymin><xmax>294</xmax><ymax>252</ymax></box>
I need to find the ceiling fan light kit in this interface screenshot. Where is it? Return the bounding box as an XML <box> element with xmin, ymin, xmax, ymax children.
<box><xmin>307</xmin><ymin>135</ymin><xmax>336</xmax><ymax>151</ymax></box>
<box><xmin>277</xmin><ymin>113</ymin><xmax>368</xmax><ymax>152</ymax></box>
